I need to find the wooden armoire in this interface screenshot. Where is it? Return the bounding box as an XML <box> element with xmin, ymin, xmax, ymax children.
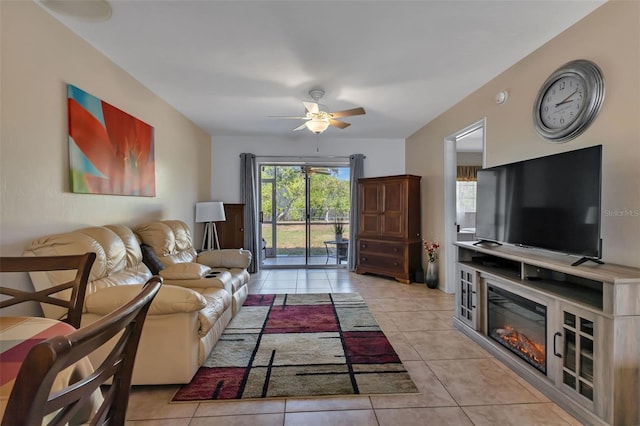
<box><xmin>216</xmin><ymin>203</ymin><xmax>245</xmax><ymax>249</ymax></box>
<box><xmin>355</xmin><ymin>174</ymin><xmax>421</xmax><ymax>283</ymax></box>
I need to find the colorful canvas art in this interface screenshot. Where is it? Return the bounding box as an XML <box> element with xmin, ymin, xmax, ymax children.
<box><xmin>67</xmin><ymin>85</ymin><xmax>155</xmax><ymax>196</ymax></box>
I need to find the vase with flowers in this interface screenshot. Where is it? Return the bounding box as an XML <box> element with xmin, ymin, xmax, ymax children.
<box><xmin>423</xmin><ymin>241</ymin><xmax>440</xmax><ymax>289</ymax></box>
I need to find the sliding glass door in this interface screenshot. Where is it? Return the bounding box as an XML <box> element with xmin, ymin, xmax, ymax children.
<box><xmin>260</xmin><ymin>163</ymin><xmax>350</xmax><ymax>268</ymax></box>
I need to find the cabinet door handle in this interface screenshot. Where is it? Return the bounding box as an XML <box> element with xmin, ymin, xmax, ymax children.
<box><xmin>553</xmin><ymin>332</ymin><xmax>562</xmax><ymax>358</ymax></box>
<box><xmin>393</xmin><ymin>262</ymin><xmax>398</xmax><ymax>267</ymax></box>
<box><xmin>362</xmin><ymin>244</ymin><xmax>367</xmax><ymax>248</ymax></box>
<box><xmin>361</xmin><ymin>257</ymin><xmax>367</xmax><ymax>262</ymax></box>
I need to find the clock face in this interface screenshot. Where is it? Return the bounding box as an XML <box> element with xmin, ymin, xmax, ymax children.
<box><xmin>539</xmin><ymin>75</ymin><xmax>585</xmax><ymax>129</ymax></box>
<box><xmin>533</xmin><ymin>60</ymin><xmax>605</xmax><ymax>143</ymax></box>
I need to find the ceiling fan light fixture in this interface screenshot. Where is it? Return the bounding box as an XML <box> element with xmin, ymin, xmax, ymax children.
<box><xmin>305</xmin><ymin>118</ymin><xmax>330</xmax><ymax>134</ymax></box>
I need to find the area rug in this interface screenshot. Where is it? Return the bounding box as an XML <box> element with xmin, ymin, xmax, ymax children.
<box><xmin>172</xmin><ymin>293</ymin><xmax>418</xmax><ymax>401</ymax></box>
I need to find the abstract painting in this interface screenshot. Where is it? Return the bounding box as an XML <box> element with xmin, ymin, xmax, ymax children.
<box><xmin>67</xmin><ymin>85</ymin><xmax>155</xmax><ymax>196</ymax></box>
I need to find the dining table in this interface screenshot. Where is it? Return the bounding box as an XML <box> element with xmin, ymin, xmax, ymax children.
<box><xmin>0</xmin><ymin>316</ymin><xmax>103</xmax><ymax>423</ymax></box>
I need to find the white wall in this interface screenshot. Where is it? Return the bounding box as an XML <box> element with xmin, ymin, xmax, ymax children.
<box><xmin>211</xmin><ymin>135</ymin><xmax>405</xmax><ymax>202</ymax></box>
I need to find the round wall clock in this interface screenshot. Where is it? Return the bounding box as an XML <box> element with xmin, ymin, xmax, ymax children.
<box><xmin>533</xmin><ymin>59</ymin><xmax>605</xmax><ymax>143</ymax></box>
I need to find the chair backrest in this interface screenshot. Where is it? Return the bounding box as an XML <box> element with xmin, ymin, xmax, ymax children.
<box><xmin>0</xmin><ymin>253</ymin><xmax>96</xmax><ymax>328</ymax></box>
<box><xmin>2</xmin><ymin>276</ymin><xmax>162</xmax><ymax>426</ymax></box>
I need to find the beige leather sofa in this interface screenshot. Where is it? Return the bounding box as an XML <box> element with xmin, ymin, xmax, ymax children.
<box><xmin>24</xmin><ymin>222</ymin><xmax>251</xmax><ymax>385</ymax></box>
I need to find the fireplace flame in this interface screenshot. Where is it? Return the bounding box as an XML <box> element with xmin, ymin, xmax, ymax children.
<box><xmin>495</xmin><ymin>326</ymin><xmax>545</xmax><ymax>366</ymax></box>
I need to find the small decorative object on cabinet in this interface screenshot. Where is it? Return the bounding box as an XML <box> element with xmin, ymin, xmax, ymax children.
<box><xmin>356</xmin><ymin>174</ymin><xmax>421</xmax><ymax>284</ymax></box>
<box><xmin>425</xmin><ymin>260</ymin><xmax>438</xmax><ymax>289</ymax></box>
<box><xmin>217</xmin><ymin>204</ymin><xmax>245</xmax><ymax>249</ymax></box>
<box><xmin>423</xmin><ymin>241</ymin><xmax>440</xmax><ymax>289</ymax></box>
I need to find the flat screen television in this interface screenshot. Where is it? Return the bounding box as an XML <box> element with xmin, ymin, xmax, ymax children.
<box><xmin>475</xmin><ymin>145</ymin><xmax>602</xmax><ymax>261</ymax></box>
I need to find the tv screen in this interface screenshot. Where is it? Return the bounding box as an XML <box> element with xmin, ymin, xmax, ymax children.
<box><xmin>476</xmin><ymin>145</ymin><xmax>602</xmax><ymax>258</ymax></box>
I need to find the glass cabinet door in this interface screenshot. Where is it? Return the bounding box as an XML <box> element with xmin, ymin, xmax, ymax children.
<box><xmin>457</xmin><ymin>265</ymin><xmax>477</xmax><ymax>329</ymax></box>
<box><xmin>561</xmin><ymin>308</ymin><xmax>595</xmax><ymax>403</ymax></box>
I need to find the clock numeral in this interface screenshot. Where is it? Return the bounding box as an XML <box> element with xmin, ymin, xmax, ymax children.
<box><xmin>559</xmin><ymin>81</ymin><xmax>566</xmax><ymax>90</ymax></box>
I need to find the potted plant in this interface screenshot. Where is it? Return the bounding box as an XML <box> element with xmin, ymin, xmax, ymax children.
<box><xmin>334</xmin><ymin>221</ymin><xmax>344</xmax><ymax>242</ymax></box>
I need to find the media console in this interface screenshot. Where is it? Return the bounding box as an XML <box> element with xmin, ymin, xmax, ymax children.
<box><xmin>453</xmin><ymin>241</ymin><xmax>640</xmax><ymax>426</ymax></box>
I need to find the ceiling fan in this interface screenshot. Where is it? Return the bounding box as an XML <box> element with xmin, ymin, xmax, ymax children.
<box><xmin>271</xmin><ymin>90</ymin><xmax>366</xmax><ymax>134</ymax></box>
<box><xmin>300</xmin><ymin>166</ymin><xmax>332</xmax><ymax>175</ymax></box>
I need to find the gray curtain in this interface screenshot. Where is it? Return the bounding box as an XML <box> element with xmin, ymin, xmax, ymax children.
<box><xmin>240</xmin><ymin>153</ymin><xmax>259</xmax><ymax>273</ymax></box>
<box><xmin>348</xmin><ymin>154</ymin><xmax>364</xmax><ymax>271</ymax></box>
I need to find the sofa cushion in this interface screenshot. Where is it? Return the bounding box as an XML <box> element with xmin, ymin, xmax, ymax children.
<box><xmin>140</xmin><ymin>244</ymin><xmax>165</xmax><ymax>275</ymax></box>
<box><xmin>86</xmin><ymin>284</ymin><xmax>207</xmax><ymax>316</ymax></box>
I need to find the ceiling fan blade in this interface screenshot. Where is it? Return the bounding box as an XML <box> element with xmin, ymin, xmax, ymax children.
<box><xmin>329</xmin><ymin>107</ymin><xmax>366</xmax><ymax>118</ymax></box>
<box><xmin>329</xmin><ymin>119</ymin><xmax>351</xmax><ymax>129</ymax></box>
<box><xmin>303</xmin><ymin>101</ymin><xmax>319</xmax><ymax>114</ymax></box>
<box><xmin>269</xmin><ymin>115</ymin><xmax>308</xmax><ymax>119</ymax></box>
<box><xmin>293</xmin><ymin>123</ymin><xmax>308</xmax><ymax>131</ymax></box>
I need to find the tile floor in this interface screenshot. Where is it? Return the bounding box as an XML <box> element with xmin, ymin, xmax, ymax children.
<box><xmin>126</xmin><ymin>269</ymin><xmax>582</xmax><ymax>425</ymax></box>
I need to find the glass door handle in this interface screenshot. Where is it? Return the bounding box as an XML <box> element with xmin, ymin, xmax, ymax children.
<box><xmin>553</xmin><ymin>332</ymin><xmax>562</xmax><ymax>358</ymax></box>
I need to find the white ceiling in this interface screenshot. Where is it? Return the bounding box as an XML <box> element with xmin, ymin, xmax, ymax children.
<box><xmin>38</xmin><ymin>0</ymin><xmax>605</xmax><ymax>141</ymax></box>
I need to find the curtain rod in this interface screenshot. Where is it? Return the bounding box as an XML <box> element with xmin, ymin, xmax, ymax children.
<box><xmin>239</xmin><ymin>155</ymin><xmax>365</xmax><ymax>159</ymax></box>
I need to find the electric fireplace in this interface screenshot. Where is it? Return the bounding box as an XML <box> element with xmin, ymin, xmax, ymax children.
<box><xmin>487</xmin><ymin>285</ymin><xmax>547</xmax><ymax>374</ymax></box>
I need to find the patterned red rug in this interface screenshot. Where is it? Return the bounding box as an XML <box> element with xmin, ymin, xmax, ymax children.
<box><xmin>172</xmin><ymin>293</ymin><xmax>418</xmax><ymax>401</ymax></box>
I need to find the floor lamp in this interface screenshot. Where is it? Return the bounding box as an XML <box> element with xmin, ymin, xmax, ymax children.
<box><xmin>195</xmin><ymin>201</ymin><xmax>226</xmax><ymax>251</ymax></box>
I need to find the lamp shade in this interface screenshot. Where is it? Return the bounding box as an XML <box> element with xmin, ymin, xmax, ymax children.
<box><xmin>195</xmin><ymin>202</ymin><xmax>226</xmax><ymax>222</ymax></box>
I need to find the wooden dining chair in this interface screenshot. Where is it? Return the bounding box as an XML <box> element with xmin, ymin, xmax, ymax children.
<box><xmin>0</xmin><ymin>253</ymin><xmax>96</xmax><ymax>328</ymax></box>
<box><xmin>2</xmin><ymin>276</ymin><xmax>162</xmax><ymax>426</ymax></box>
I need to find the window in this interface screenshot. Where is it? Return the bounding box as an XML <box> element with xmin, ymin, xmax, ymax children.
<box><xmin>456</xmin><ymin>181</ymin><xmax>477</xmax><ymax>231</ymax></box>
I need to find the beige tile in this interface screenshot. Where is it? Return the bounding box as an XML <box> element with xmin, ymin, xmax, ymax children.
<box><xmin>194</xmin><ymin>399</ymin><xmax>285</xmax><ymax>417</ymax></box>
<box><xmin>372</xmin><ymin>297</ymin><xmax>433</xmax><ymax>312</ymax></box>
<box><xmin>190</xmin><ymin>413</ymin><xmax>285</xmax><ymax>425</ymax></box>
<box><xmin>433</xmin><ymin>310</ymin><xmax>455</xmax><ymax>322</ymax></box>
<box><xmin>126</xmin><ymin>386</ymin><xmax>198</xmax><ymax>421</ymax></box>
<box><xmin>370</xmin><ymin>360</ymin><xmax>456</xmax><ymax>409</ymax></box>
<box><xmin>376</xmin><ymin>407</ymin><xmax>474</xmax><ymax>425</ymax></box>
<box><xmin>386</xmin><ymin>311</ymin><xmax>455</xmax><ymax>331</ymax></box>
<box><xmin>260</xmin><ymin>280</ymin><xmax>298</xmax><ymax>288</ymax></box>
<box><xmin>370</xmin><ymin>312</ymin><xmax>400</xmax><ymax>332</ymax></box>
<box><xmin>427</xmin><ymin>358</ymin><xmax>547</xmax><ymax>406</ymax></box>
<box><xmin>422</xmin><ymin>297</ymin><xmax>455</xmax><ymax>311</ymax></box>
<box><xmin>284</xmin><ymin>409</ymin><xmax>378</xmax><ymax>426</ymax></box>
<box><xmin>285</xmin><ymin>396</ymin><xmax>372</xmax><ymax>412</ymax></box>
<box><xmin>403</xmin><ymin>330</ymin><xmax>493</xmax><ymax>360</ymax></box>
<box><xmin>462</xmin><ymin>402</ymin><xmax>579</xmax><ymax>425</ymax></box>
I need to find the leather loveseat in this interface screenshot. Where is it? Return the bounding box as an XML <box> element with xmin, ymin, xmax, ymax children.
<box><xmin>24</xmin><ymin>222</ymin><xmax>251</xmax><ymax>385</ymax></box>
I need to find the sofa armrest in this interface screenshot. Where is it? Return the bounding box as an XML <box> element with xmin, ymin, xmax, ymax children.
<box><xmin>197</xmin><ymin>249</ymin><xmax>252</xmax><ymax>269</ymax></box>
<box><xmin>85</xmin><ymin>284</ymin><xmax>207</xmax><ymax>316</ymax></box>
